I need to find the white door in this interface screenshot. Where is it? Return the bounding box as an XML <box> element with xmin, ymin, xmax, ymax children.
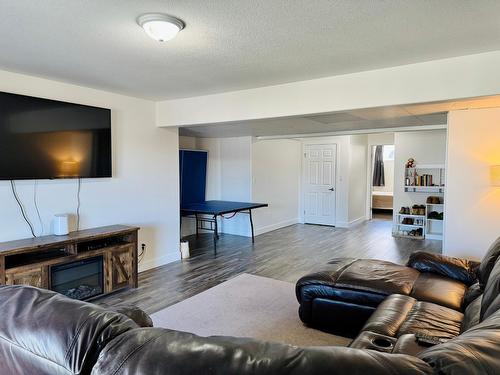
<box><xmin>303</xmin><ymin>144</ymin><xmax>337</xmax><ymax>226</ymax></box>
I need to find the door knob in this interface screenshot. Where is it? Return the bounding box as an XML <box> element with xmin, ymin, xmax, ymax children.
<box><xmin>329</xmin><ymin>187</ymin><xmax>335</xmax><ymax>191</ymax></box>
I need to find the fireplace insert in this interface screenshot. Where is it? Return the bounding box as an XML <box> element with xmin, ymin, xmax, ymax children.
<box><xmin>50</xmin><ymin>256</ymin><xmax>104</xmax><ymax>300</ymax></box>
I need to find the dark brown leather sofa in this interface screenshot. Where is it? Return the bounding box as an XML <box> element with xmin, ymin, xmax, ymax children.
<box><xmin>0</xmin><ymin>239</ymin><xmax>499</xmax><ymax>374</ymax></box>
<box><xmin>296</xmin><ymin>237</ymin><xmax>500</xmax><ymax>374</ymax></box>
<box><xmin>0</xmin><ymin>285</ymin><xmax>430</xmax><ymax>375</ymax></box>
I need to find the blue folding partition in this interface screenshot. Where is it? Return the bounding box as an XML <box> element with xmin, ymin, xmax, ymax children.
<box><xmin>179</xmin><ymin>149</ymin><xmax>207</xmax><ymax>206</ymax></box>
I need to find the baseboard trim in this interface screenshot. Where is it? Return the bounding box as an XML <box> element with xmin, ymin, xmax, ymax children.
<box><xmin>335</xmin><ymin>221</ymin><xmax>348</xmax><ymax>228</ymax></box>
<box><xmin>254</xmin><ymin>218</ymin><xmax>299</xmax><ymax>236</ymax></box>
<box><xmin>139</xmin><ymin>251</ymin><xmax>180</xmax><ymax>273</ymax></box>
<box><xmin>348</xmin><ymin>216</ymin><xmax>368</xmax><ymax>227</ymax></box>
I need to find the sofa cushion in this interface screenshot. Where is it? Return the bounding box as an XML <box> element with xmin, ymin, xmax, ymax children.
<box><xmin>477</xmin><ymin>236</ymin><xmax>500</xmax><ymax>288</ymax></box>
<box><xmin>333</xmin><ymin>259</ymin><xmax>420</xmax><ymax>296</ymax></box>
<box><xmin>462</xmin><ymin>295</ymin><xmax>482</xmax><ymax>332</ymax></box>
<box><xmin>0</xmin><ymin>285</ymin><xmax>138</xmax><ymax>375</ymax></box>
<box><xmin>398</xmin><ymin>301</ymin><xmax>463</xmax><ymax>339</ymax></box>
<box><xmin>480</xmin><ymin>257</ymin><xmax>500</xmax><ymax>320</ymax></box>
<box><xmin>418</xmin><ymin>307</ymin><xmax>500</xmax><ymax>375</ymax></box>
<box><xmin>407</xmin><ymin>251</ymin><xmax>479</xmax><ymax>286</ymax></box>
<box><xmin>361</xmin><ymin>294</ymin><xmax>416</xmax><ymax>337</ymax></box>
<box><xmin>463</xmin><ymin>281</ymin><xmax>483</xmax><ymax>307</ymax></box>
<box><xmin>410</xmin><ymin>273</ymin><xmax>467</xmax><ymax>311</ymax></box>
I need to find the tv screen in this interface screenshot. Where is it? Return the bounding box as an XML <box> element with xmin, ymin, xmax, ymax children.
<box><xmin>0</xmin><ymin>91</ymin><xmax>111</xmax><ymax>180</ymax></box>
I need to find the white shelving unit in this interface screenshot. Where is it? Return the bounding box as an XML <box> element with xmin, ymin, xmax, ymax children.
<box><xmin>395</xmin><ymin>213</ymin><xmax>426</xmax><ymax>240</ymax></box>
<box><xmin>425</xmin><ymin>203</ymin><xmax>444</xmax><ymax>240</ymax></box>
<box><xmin>394</xmin><ymin>163</ymin><xmax>445</xmax><ymax>241</ymax></box>
<box><xmin>404</xmin><ymin>164</ymin><xmax>445</xmax><ymax>193</ymax></box>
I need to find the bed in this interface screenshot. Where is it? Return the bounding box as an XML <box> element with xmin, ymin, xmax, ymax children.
<box><xmin>372</xmin><ymin>191</ymin><xmax>393</xmax><ymax>210</ymax></box>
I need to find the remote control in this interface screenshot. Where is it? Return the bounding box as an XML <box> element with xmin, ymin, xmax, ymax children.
<box><xmin>415</xmin><ymin>333</ymin><xmax>448</xmax><ymax>346</ymax></box>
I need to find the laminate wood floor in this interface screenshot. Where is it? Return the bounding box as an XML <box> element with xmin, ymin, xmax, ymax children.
<box><xmin>96</xmin><ymin>216</ymin><xmax>441</xmax><ymax>314</ymax></box>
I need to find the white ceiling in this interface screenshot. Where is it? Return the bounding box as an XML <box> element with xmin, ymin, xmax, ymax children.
<box><xmin>179</xmin><ymin>96</ymin><xmax>500</xmax><ymax>138</ymax></box>
<box><xmin>1</xmin><ymin>1</ymin><xmax>500</xmax><ymax>99</ymax></box>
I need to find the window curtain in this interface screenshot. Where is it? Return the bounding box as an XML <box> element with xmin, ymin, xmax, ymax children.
<box><xmin>373</xmin><ymin>145</ymin><xmax>385</xmax><ymax>186</ymax></box>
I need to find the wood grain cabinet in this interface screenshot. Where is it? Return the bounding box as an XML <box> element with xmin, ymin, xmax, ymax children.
<box><xmin>0</xmin><ymin>225</ymin><xmax>139</xmax><ymax>300</ymax></box>
<box><xmin>108</xmin><ymin>245</ymin><xmax>137</xmax><ymax>291</ymax></box>
<box><xmin>5</xmin><ymin>266</ymin><xmax>48</xmax><ymax>288</ymax></box>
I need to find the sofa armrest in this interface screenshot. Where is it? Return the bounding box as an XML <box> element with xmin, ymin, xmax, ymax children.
<box><xmin>104</xmin><ymin>304</ymin><xmax>153</xmax><ymax>327</ymax></box>
<box><xmin>407</xmin><ymin>251</ymin><xmax>479</xmax><ymax>286</ymax></box>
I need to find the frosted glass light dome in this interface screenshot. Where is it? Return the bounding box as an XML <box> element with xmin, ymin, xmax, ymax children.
<box><xmin>137</xmin><ymin>14</ymin><xmax>185</xmax><ymax>42</ymax></box>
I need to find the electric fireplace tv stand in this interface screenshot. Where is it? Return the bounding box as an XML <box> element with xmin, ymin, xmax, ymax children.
<box><xmin>0</xmin><ymin>225</ymin><xmax>139</xmax><ymax>300</ymax></box>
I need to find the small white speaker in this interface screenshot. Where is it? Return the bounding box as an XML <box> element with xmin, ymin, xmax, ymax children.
<box><xmin>53</xmin><ymin>214</ymin><xmax>70</xmax><ymax>236</ymax></box>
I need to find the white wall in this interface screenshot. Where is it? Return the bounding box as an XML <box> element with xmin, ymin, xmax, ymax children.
<box><xmin>0</xmin><ymin>70</ymin><xmax>180</xmax><ymax>271</ymax></box>
<box><xmin>348</xmin><ymin>135</ymin><xmax>368</xmax><ymax>223</ymax></box>
<box><xmin>219</xmin><ymin>137</ymin><xmax>253</xmax><ymax>236</ymax></box>
<box><xmin>445</xmin><ymin>109</ymin><xmax>500</xmax><ymax>259</ymax></box>
<box><xmin>157</xmin><ymin>51</ymin><xmax>500</xmax><ymax>127</ymax></box>
<box><xmin>179</xmin><ymin>136</ymin><xmax>197</xmax><ymax>149</ymax></box>
<box><xmin>180</xmin><ymin>136</ymin><xmax>301</xmax><ymax>237</ymax></box>
<box><xmin>368</xmin><ymin>133</ymin><xmax>395</xmax><ymax>147</ymax></box>
<box><xmin>393</xmin><ymin>130</ymin><xmax>447</xmax><ymax>232</ymax></box>
<box><xmin>252</xmin><ymin>139</ymin><xmax>301</xmax><ymax>234</ymax></box>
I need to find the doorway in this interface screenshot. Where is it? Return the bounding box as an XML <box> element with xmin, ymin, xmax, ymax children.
<box><xmin>303</xmin><ymin>143</ymin><xmax>337</xmax><ymax>226</ymax></box>
<box><xmin>369</xmin><ymin>144</ymin><xmax>394</xmax><ymax>221</ymax></box>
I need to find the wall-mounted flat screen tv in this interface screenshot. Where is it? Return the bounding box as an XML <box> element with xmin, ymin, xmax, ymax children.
<box><xmin>0</xmin><ymin>91</ymin><xmax>111</xmax><ymax>180</ymax></box>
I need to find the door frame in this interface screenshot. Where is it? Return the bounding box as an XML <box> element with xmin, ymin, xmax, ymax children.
<box><xmin>300</xmin><ymin>140</ymin><xmax>339</xmax><ymax>226</ymax></box>
<box><xmin>365</xmin><ymin>143</ymin><xmax>395</xmax><ymax>221</ymax></box>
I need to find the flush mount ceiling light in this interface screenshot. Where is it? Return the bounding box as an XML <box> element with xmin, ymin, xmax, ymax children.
<box><xmin>137</xmin><ymin>13</ymin><xmax>185</xmax><ymax>42</ymax></box>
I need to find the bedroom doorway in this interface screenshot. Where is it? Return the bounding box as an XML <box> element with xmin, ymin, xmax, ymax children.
<box><xmin>369</xmin><ymin>144</ymin><xmax>394</xmax><ymax>221</ymax></box>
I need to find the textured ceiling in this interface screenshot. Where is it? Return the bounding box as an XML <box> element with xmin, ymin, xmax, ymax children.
<box><xmin>1</xmin><ymin>1</ymin><xmax>500</xmax><ymax>99</ymax></box>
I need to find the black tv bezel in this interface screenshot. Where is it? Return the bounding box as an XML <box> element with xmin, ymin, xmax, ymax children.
<box><xmin>0</xmin><ymin>91</ymin><xmax>112</xmax><ymax>181</ymax></box>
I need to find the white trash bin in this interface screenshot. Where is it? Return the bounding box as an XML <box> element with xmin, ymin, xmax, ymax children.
<box><xmin>180</xmin><ymin>241</ymin><xmax>190</xmax><ymax>259</ymax></box>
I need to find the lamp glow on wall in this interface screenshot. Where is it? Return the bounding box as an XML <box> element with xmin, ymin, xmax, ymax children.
<box><xmin>491</xmin><ymin>165</ymin><xmax>500</xmax><ymax>187</ymax></box>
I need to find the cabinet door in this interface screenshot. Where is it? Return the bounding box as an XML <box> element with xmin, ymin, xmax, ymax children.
<box><xmin>6</xmin><ymin>266</ymin><xmax>48</xmax><ymax>288</ymax></box>
<box><xmin>110</xmin><ymin>246</ymin><xmax>136</xmax><ymax>291</ymax></box>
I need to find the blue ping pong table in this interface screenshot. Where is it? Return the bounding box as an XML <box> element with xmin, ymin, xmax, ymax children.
<box><xmin>181</xmin><ymin>200</ymin><xmax>268</xmax><ymax>252</ymax></box>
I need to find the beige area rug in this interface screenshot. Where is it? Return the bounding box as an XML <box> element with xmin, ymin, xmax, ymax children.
<box><xmin>151</xmin><ymin>273</ymin><xmax>351</xmax><ymax>347</ymax></box>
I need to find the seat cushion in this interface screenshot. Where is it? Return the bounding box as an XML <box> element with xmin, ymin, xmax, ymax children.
<box><xmin>398</xmin><ymin>301</ymin><xmax>463</xmax><ymax>339</ymax></box>
<box><xmin>333</xmin><ymin>259</ymin><xmax>420</xmax><ymax>296</ymax></box>
<box><xmin>361</xmin><ymin>294</ymin><xmax>463</xmax><ymax>340</ymax></box>
<box><xmin>410</xmin><ymin>273</ymin><xmax>467</xmax><ymax>311</ymax></box>
<box><xmin>418</xmin><ymin>307</ymin><xmax>500</xmax><ymax>374</ymax></box>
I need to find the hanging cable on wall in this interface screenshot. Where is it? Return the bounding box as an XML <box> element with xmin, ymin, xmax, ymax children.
<box><xmin>10</xmin><ymin>180</ymin><xmax>36</xmax><ymax>237</ymax></box>
<box><xmin>33</xmin><ymin>180</ymin><xmax>44</xmax><ymax>236</ymax></box>
<box><xmin>76</xmin><ymin>178</ymin><xmax>81</xmax><ymax>231</ymax></box>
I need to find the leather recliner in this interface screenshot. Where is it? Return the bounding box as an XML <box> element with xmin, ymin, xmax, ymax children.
<box><xmin>295</xmin><ymin>237</ymin><xmax>500</xmax><ymax>374</ymax></box>
<box><xmin>0</xmin><ymin>285</ymin><xmax>430</xmax><ymax>375</ymax></box>
<box><xmin>295</xmin><ymin>245</ymin><xmax>497</xmax><ymax>337</ymax></box>
<box><xmin>0</xmin><ymin>237</ymin><xmax>499</xmax><ymax>374</ymax></box>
